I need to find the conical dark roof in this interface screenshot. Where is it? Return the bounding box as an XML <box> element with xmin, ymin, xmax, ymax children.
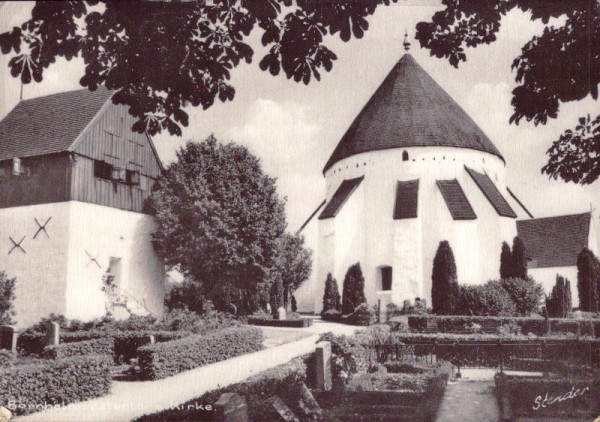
<box><xmin>323</xmin><ymin>54</ymin><xmax>504</xmax><ymax>173</ymax></box>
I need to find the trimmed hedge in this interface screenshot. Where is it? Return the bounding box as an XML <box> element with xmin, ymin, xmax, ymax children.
<box><xmin>18</xmin><ymin>329</ymin><xmax>190</xmax><ymax>362</ymax></box>
<box><xmin>138</xmin><ymin>326</ymin><xmax>264</xmax><ymax>380</ymax></box>
<box><xmin>42</xmin><ymin>337</ymin><xmax>114</xmax><ymax>360</ymax></box>
<box><xmin>248</xmin><ymin>317</ymin><xmax>313</xmax><ymax>328</ymax></box>
<box><xmin>135</xmin><ymin>358</ymin><xmax>306</xmax><ymax>421</ymax></box>
<box><xmin>0</xmin><ymin>355</ymin><xmax>112</xmax><ymax>416</ymax></box>
<box><xmin>406</xmin><ymin>315</ymin><xmax>597</xmax><ymax>337</ymax></box>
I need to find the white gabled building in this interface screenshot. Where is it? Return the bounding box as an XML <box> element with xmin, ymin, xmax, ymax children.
<box><xmin>0</xmin><ymin>88</ymin><xmax>166</xmax><ymax>328</ymax></box>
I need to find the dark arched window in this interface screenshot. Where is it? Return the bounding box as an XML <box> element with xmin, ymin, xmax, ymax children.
<box><xmin>402</xmin><ymin>151</ymin><xmax>409</xmax><ymax>161</ymax></box>
<box><xmin>378</xmin><ymin>266</ymin><xmax>392</xmax><ymax>291</ymax></box>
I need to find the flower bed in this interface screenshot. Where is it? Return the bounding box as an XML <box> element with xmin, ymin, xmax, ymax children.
<box><xmin>247</xmin><ymin>317</ymin><xmax>313</xmax><ymax>328</ymax></box>
<box><xmin>495</xmin><ymin>373</ymin><xmax>600</xmax><ymax>420</ymax></box>
<box><xmin>135</xmin><ymin>358</ymin><xmax>307</xmax><ymax>421</ymax></box>
<box><xmin>0</xmin><ymin>355</ymin><xmax>112</xmax><ymax>416</ymax></box>
<box><xmin>406</xmin><ymin>315</ymin><xmax>599</xmax><ymax>337</ymax></box>
<box><xmin>137</xmin><ymin>326</ymin><xmax>263</xmax><ymax>380</ymax></box>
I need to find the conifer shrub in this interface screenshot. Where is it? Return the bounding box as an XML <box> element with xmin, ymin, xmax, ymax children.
<box><xmin>269</xmin><ymin>279</ymin><xmax>284</xmax><ymax>319</ymax></box>
<box><xmin>322</xmin><ymin>273</ymin><xmax>341</xmax><ymax>314</ymax></box>
<box><xmin>341</xmin><ymin>263</ymin><xmax>366</xmax><ymax>315</ymax></box>
<box><xmin>431</xmin><ymin>241</ymin><xmax>459</xmax><ymax>315</ymax></box>
<box><xmin>500</xmin><ymin>241</ymin><xmax>513</xmax><ymax>279</ymax></box>
<box><xmin>291</xmin><ymin>294</ymin><xmax>297</xmax><ymax>312</ymax></box>
<box><xmin>546</xmin><ymin>275</ymin><xmax>572</xmax><ymax>318</ymax></box>
<box><xmin>577</xmin><ymin>248</ymin><xmax>600</xmax><ymax>312</ymax></box>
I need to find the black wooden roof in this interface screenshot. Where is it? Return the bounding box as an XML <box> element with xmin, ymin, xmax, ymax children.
<box><xmin>517</xmin><ymin>213</ymin><xmax>592</xmax><ymax>268</ymax></box>
<box><xmin>393</xmin><ymin>179</ymin><xmax>419</xmax><ymax>219</ymax></box>
<box><xmin>437</xmin><ymin>179</ymin><xmax>477</xmax><ymax>220</ymax></box>
<box><xmin>0</xmin><ymin>87</ymin><xmax>113</xmax><ymax>161</ymax></box>
<box><xmin>465</xmin><ymin>166</ymin><xmax>517</xmax><ymax>218</ymax></box>
<box><xmin>319</xmin><ymin>177</ymin><xmax>364</xmax><ymax>220</ymax></box>
<box><xmin>323</xmin><ymin>54</ymin><xmax>504</xmax><ymax>173</ymax></box>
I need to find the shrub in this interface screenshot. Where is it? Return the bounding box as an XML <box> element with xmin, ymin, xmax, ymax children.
<box><xmin>250</xmin><ymin>309</ymin><xmax>272</xmax><ymax>320</ymax></box>
<box><xmin>322</xmin><ymin>273</ymin><xmax>341</xmax><ymax>314</ymax></box>
<box><xmin>341</xmin><ymin>263</ymin><xmax>366</xmax><ymax>315</ymax></box>
<box><xmin>269</xmin><ymin>279</ymin><xmax>284</xmax><ymax>319</ymax></box>
<box><xmin>500</xmin><ymin>277</ymin><xmax>544</xmax><ymax>316</ymax></box>
<box><xmin>547</xmin><ymin>275</ymin><xmax>572</xmax><ymax>318</ymax></box>
<box><xmin>318</xmin><ymin>332</ymin><xmax>377</xmax><ymax>387</ymax></box>
<box><xmin>0</xmin><ymin>355</ymin><xmax>112</xmax><ymax>415</ymax></box>
<box><xmin>138</xmin><ymin>326</ymin><xmax>263</xmax><ymax>380</ymax></box>
<box><xmin>321</xmin><ymin>309</ymin><xmax>342</xmax><ymax>322</ymax></box>
<box><xmin>500</xmin><ymin>241</ymin><xmax>512</xmax><ymax>279</ymax></box>
<box><xmin>431</xmin><ymin>241</ymin><xmax>459</xmax><ymax>315</ymax></box>
<box><xmin>164</xmin><ymin>279</ymin><xmax>207</xmax><ymax>314</ymax></box>
<box><xmin>291</xmin><ymin>294</ymin><xmax>297</xmax><ymax>312</ymax></box>
<box><xmin>458</xmin><ymin>281</ymin><xmax>516</xmax><ymax>316</ymax></box>
<box><xmin>0</xmin><ymin>350</ymin><xmax>14</xmax><ymax>368</ymax></box>
<box><xmin>0</xmin><ymin>271</ymin><xmax>16</xmax><ymax>325</ymax></box>
<box><xmin>42</xmin><ymin>337</ymin><xmax>115</xmax><ymax>360</ymax></box>
<box><xmin>549</xmin><ymin>320</ymin><xmax>580</xmax><ymax>336</ymax></box>
<box><xmin>348</xmin><ymin>303</ymin><xmax>376</xmax><ymax>326</ymax></box>
<box><xmin>578</xmin><ymin>248</ymin><xmax>600</xmax><ymax>312</ymax></box>
<box><xmin>511</xmin><ymin>236</ymin><xmax>528</xmax><ymax>280</ymax></box>
<box><xmin>135</xmin><ymin>358</ymin><xmax>307</xmax><ymax>422</ymax></box>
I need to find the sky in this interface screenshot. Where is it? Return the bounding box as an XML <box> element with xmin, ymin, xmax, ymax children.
<box><xmin>1</xmin><ymin>1</ymin><xmax>599</xmax><ymax>234</ymax></box>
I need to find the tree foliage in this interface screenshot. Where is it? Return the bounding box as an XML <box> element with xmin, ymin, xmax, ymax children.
<box><xmin>269</xmin><ymin>279</ymin><xmax>284</xmax><ymax>319</ymax></box>
<box><xmin>510</xmin><ymin>236</ymin><xmax>528</xmax><ymax>280</ymax></box>
<box><xmin>322</xmin><ymin>273</ymin><xmax>341</xmax><ymax>314</ymax></box>
<box><xmin>500</xmin><ymin>277</ymin><xmax>544</xmax><ymax>316</ymax></box>
<box><xmin>577</xmin><ymin>247</ymin><xmax>600</xmax><ymax>312</ymax></box>
<box><xmin>148</xmin><ymin>135</ymin><xmax>286</xmax><ymax>314</ymax></box>
<box><xmin>272</xmin><ymin>233</ymin><xmax>312</xmax><ymax>309</ymax></box>
<box><xmin>500</xmin><ymin>241</ymin><xmax>512</xmax><ymax>280</ymax></box>
<box><xmin>341</xmin><ymin>263</ymin><xmax>366</xmax><ymax>315</ymax></box>
<box><xmin>458</xmin><ymin>281</ymin><xmax>516</xmax><ymax>317</ymax></box>
<box><xmin>0</xmin><ymin>271</ymin><xmax>17</xmax><ymax>325</ymax></box>
<box><xmin>546</xmin><ymin>274</ymin><xmax>572</xmax><ymax>318</ymax></box>
<box><xmin>416</xmin><ymin>0</ymin><xmax>600</xmax><ymax>184</ymax></box>
<box><xmin>0</xmin><ymin>0</ymin><xmax>398</xmax><ymax>137</ymax></box>
<box><xmin>431</xmin><ymin>240</ymin><xmax>460</xmax><ymax>315</ymax></box>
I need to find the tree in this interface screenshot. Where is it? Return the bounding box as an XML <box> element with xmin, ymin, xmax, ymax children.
<box><xmin>500</xmin><ymin>241</ymin><xmax>512</xmax><ymax>279</ymax></box>
<box><xmin>271</xmin><ymin>233</ymin><xmax>312</xmax><ymax>310</ymax></box>
<box><xmin>164</xmin><ymin>279</ymin><xmax>207</xmax><ymax>314</ymax></box>
<box><xmin>148</xmin><ymin>136</ymin><xmax>286</xmax><ymax>314</ymax></box>
<box><xmin>269</xmin><ymin>279</ymin><xmax>284</xmax><ymax>319</ymax></box>
<box><xmin>546</xmin><ymin>274</ymin><xmax>572</xmax><ymax>318</ymax></box>
<box><xmin>341</xmin><ymin>263</ymin><xmax>366</xmax><ymax>315</ymax></box>
<box><xmin>291</xmin><ymin>294</ymin><xmax>297</xmax><ymax>313</ymax></box>
<box><xmin>431</xmin><ymin>240</ymin><xmax>459</xmax><ymax>315</ymax></box>
<box><xmin>322</xmin><ymin>273</ymin><xmax>341</xmax><ymax>314</ymax></box>
<box><xmin>0</xmin><ymin>271</ymin><xmax>17</xmax><ymax>325</ymax></box>
<box><xmin>0</xmin><ymin>1</ymin><xmax>399</xmax><ymax>137</ymax></box>
<box><xmin>511</xmin><ymin>237</ymin><xmax>528</xmax><ymax>280</ymax></box>
<box><xmin>577</xmin><ymin>248</ymin><xmax>600</xmax><ymax>312</ymax></box>
<box><xmin>500</xmin><ymin>277</ymin><xmax>544</xmax><ymax>316</ymax></box>
<box><xmin>416</xmin><ymin>1</ymin><xmax>600</xmax><ymax>184</ymax></box>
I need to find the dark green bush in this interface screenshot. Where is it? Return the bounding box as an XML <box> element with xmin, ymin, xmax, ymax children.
<box><xmin>500</xmin><ymin>277</ymin><xmax>544</xmax><ymax>316</ymax></box>
<box><xmin>135</xmin><ymin>358</ymin><xmax>306</xmax><ymax>422</ymax></box>
<box><xmin>577</xmin><ymin>248</ymin><xmax>600</xmax><ymax>312</ymax></box>
<box><xmin>550</xmin><ymin>320</ymin><xmax>580</xmax><ymax>336</ymax></box>
<box><xmin>546</xmin><ymin>275</ymin><xmax>572</xmax><ymax>318</ymax></box>
<box><xmin>341</xmin><ymin>263</ymin><xmax>366</xmax><ymax>315</ymax></box>
<box><xmin>42</xmin><ymin>337</ymin><xmax>115</xmax><ymax>360</ymax></box>
<box><xmin>458</xmin><ymin>281</ymin><xmax>516</xmax><ymax>316</ymax></box>
<box><xmin>0</xmin><ymin>350</ymin><xmax>14</xmax><ymax>368</ymax></box>
<box><xmin>138</xmin><ymin>326</ymin><xmax>263</xmax><ymax>380</ymax></box>
<box><xmin>321</xmin><ymin>309</ymin><xmax>342</xmax><ymax>322</ymax></box>
<box><xmin>0</xmin><ymin>271</ymin><xmax>16</xmax><ymax>325</ymax></box>
<box><xmin>510</xmin><ymin>236</ymin><xmax>528</xmax><ymax>280</ymax></box>
<box><xmin>348</xmin><ymin>303</ymin><xmax>376</xmax><ymax>326</ymax></box>
<box><xmin>0</xmin><ymin>355</ymin><xmax>112</xmax><ymax>415</ymax></box>
<box><xmin>269</xmin><ymin>279</ymin><xmax>284</xmax><ymax>319</ymax></box>
<box><xmin>431</xmin><ymin>241</ymin><xmax>459</xmax><ymax>315</ymax></box>
<box><xmin>318</xmin><ymin>332</ymin><xmax>377</xmax><ymax>387</ymax></box>
<box><xmin>322</xmin><ymin>273</ymin><xmax>341</xmax><ymax>314</ymax></box>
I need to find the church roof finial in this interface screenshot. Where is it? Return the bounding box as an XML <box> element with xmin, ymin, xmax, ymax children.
<box><xmin>403</xmin><ymin>30</ymin><xmax>411</xmax><ymax>53</ymax></box>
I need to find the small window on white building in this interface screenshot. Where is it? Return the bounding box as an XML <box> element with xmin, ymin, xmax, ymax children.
<box><xmin>378</xmin><ymin>266</ymin><xmax>393</xmax><ymax>291</ymax></box>
<box><xmin>402</xmin><ymin>151</ymin><xmax>409</xmax><ymax>161</ymax></box>
<box><xmin>12</xmin><ymin>157</ymin><xmax>30</xmax><ymax>176</ymax></box>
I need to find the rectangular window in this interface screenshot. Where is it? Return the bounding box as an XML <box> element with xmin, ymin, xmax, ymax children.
<box><xmin>126</xmin><ymin>170</ymin><xmax>140</xmax><ymax>186</ymax></box>
<box><xmin>94</xmin><ymin>160</ymin><xmax>113</xmax><ymax>180</ymax></box>
<box><xmin>381</xmin><ymin>267</ymin><xmax>392</xmax><ymax>291</ymax></box>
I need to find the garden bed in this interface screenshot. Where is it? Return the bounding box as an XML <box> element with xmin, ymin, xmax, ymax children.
<box><xmin>248</xmin><ymin>317</ymin><xmax>313</xmax><ymax>328</ymax></box>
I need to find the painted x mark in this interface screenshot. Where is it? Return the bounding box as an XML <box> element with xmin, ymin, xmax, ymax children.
<box><xmin>85</xmin><ymin>250</ymin><xmax>101</xmax><ymax>268</ymax></box>
<box><xmin>33</xmin><ymin>217</ymin><xmax>52</xmax><ymax>239</ymax></box>
<box><xmin>8</xmin><ymin>236</ymin><xmax>26</xmax><ymax>255</ymax></box>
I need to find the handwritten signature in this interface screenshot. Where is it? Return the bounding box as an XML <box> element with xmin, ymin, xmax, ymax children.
<box><xmin>532</xmin><ymin>386</ymin><xmax>590</xmax><ymax>410</ymax></box>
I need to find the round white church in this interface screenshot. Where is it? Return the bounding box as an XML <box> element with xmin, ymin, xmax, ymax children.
<box><xmin>295</xmin><ymin>52</ymin><xmax>535</xmax><ymax>313</ymax></box>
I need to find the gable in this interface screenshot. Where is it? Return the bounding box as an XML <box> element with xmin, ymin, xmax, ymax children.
<box><xmin>437</xmin><ymin>179</ymin><xmax>477</xmax><ymax>220</ymax></box>
<box><xmin>0</xmin><ymin>88</ymin><xmax>112</xmax><ymax>161</ymax></box>
<box><xmin>72</xmin><ymin>102</ymin><xmax>163</xmax><ymax>179</ymax></box>
<box><xmin>319</xmin><ymin>177</ymin><xmax>364</xmax><ymax>220</ymax></box>
<box><xmin>517</xmin><ymin>213</ymin><xmax>592</xmax><ymax>268</ymax></box>
<box><xmin>393</xmin><ymin>179</ymin><xmax>419</xmax><ymax>219</ymax></box>
<box><xmin>465</xmin><ymin>166</ymin><xmax>517</xmax><ymax>218</ymax></box>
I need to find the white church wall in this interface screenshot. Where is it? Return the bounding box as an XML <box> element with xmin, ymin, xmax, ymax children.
<box><xmin>0</xmin><ymin>202</ymin><xmax>72</xmax><ymax>328</ymax></box>
<box><xmin>292</xmin><ymin>214</ymin><xmax>319</xmax><ymax>312</ymax></box>
<box><xmin>65</xmin><ymin>201</ymin><xmax>165</xmax><ymax>321</ymax></box>
<box><xmin>316</xmin><ymin>146</ymin><xmax>518</xmax><ymax>310</ymax></box>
